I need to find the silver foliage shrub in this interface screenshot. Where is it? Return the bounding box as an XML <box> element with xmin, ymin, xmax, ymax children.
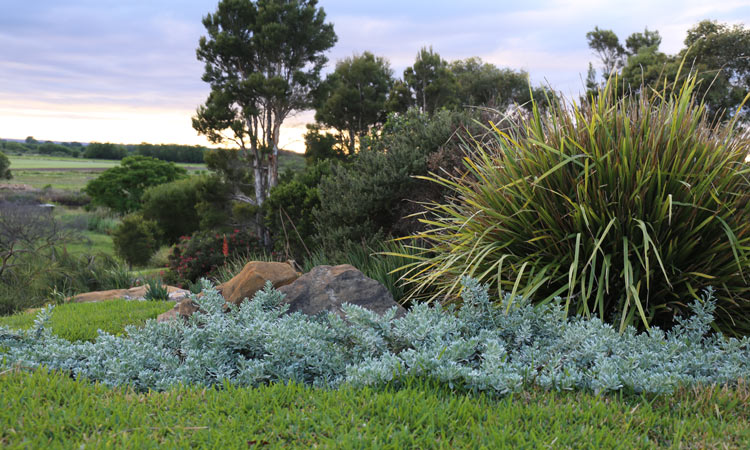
<box><xmin>1</xmin><ymin>278</ymin><xmax>749</xmax><ymax>395</ymax></box>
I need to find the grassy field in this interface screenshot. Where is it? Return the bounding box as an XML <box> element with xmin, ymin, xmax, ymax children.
<box><xmin>0</xmin><ymin>368</ymin><xmax>748</xmax><ymax>448</ymax></box>
<box><xmin>8</xmin><ymin>155</ymin><xmax>206</xmax><ymax>170</ymax></box>
<box><xmin>6</xmin><ymin>153</ymin><xmax>304</xmax><ymax>190</ymax></box>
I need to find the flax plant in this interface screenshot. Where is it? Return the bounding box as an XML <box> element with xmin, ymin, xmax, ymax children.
<box><xmin>399</xmin><ymin>72</ymin><xmax>750</xmax><ymax>334</ymax></box>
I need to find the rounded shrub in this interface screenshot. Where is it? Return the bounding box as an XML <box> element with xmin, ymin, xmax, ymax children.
<box><xmin>112</xmin><ymin>214</ymin><xmax>161</xmax><ymax>268</ymax></box>
<box><xmin>404</xmin><ymin>74</ymin><xmax>750</xmax><ymax>335</ymax></box>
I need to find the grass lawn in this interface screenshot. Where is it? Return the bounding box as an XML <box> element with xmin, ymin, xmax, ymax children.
<box><xmin>0</xmin><ymin>300</ymin><xmax>174</xmax><ymax>342</ymax></box>
<box><xmin>61</xmin><ymin>231</ymin><xmax>115</xmax><ymax>257</ymax></box>
<box><xmin>0</xmin><ymin>369</ymin><xmax>748</xmax><ymax>448</ymax></box>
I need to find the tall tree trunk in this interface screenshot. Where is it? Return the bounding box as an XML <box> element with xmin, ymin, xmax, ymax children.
<box><xmin>348</xmin><ymin>129</ymin><xmax>356</xmax><ymax>155</ymax></box>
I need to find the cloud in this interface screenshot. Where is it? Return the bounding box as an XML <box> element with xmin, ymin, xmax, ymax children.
<box><xmin>1</xmin><ymin>0</ymin><xmax>748</xmax><ymax>147</ymax></box>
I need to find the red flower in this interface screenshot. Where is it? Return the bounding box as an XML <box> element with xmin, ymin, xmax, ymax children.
<box><xmin>222</xmin><ymin>235</ymin><xmax>229</xmax><ymax>258</ymax></box>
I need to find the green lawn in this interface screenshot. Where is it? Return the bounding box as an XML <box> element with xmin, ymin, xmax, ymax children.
<box><xmin>0</xmin><ymin>369</ymin><xmax>748</xmax><ymax>448</ymax></box>
<box><xmin>0</xmin><ymin>299</ymin><xmax>174</xmax><ymax>342</ymax></box>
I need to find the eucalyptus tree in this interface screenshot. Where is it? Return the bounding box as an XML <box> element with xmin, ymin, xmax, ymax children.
<box><xmin>192</xmin><ymin>0</ymin><xmax>336</xmax><ymax>244</ymax></box>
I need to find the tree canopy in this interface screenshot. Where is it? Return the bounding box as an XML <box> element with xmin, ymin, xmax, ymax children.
<box><xmin>192</xmin><ymin>0</ymin><xmax>336</xmax><ymax>220</ymax></box>
<box><xmin>84</xmin><ymin>156</ymin><xmax>187</xmax><ymax>215</ymax></box>
<box><xmin>585</xmin><ymin>20</ymin><xmax>750</xmax><ymax>121</ymax></box>
<box><xmin>314</xmin><ymin>52</ymin><xmax>394</xmax><ymax>154</ymax></box>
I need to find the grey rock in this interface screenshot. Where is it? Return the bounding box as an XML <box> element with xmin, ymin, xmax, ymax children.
<box><xmin>278</xmin><ymin>264</ymin><xmax>406</xmax><ymax>318</ymax></box>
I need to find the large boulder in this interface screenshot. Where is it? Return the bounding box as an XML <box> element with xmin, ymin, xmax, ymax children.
<box><xmin>278</xmin><ymin>264</ymin><xmax>406</xmax><ymax>318</ymax></box>
<box><xmin>217</xmin><ymin>261</ymin><xmax>299</xmax><ymax>306</ymax></box>
<box><xmin>71</xmin><ymin>285</ymin><xmax>190</xmax><ymax>303</ymax></box>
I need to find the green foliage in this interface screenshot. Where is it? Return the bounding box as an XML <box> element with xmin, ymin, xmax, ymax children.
<box><xmin>402</xmin><ymin>47</ymin><xmax>456</xmax><ymax>114</ymax></box>
<box><xmin>0</xmin><ymin>150</ymin><xmax>11</xmax><ymax>179</ymax></box>
<box><xmin>144</xmin><ymin>279</ymin><xmax>169</xmax><ymax>301</ymax></box>
<box><xmin>141</xmin><ymin>177</ymin><xmax>201</xmax><ymax>244</ymax></box>
<box><xmin>314</xmin><ymin>108</ymin><xmax>478</xmax><ymax>251</ymax></box>
<box><xmin>450</xmin><ymin>57</ymin><xmax>548</xmax><ymax>111</ymax></box>
<box><xmin>314</xmin><ymin>52</ymin><xmax>394</xmax><ymax>154</ymax></box>
<box><xmin>3</xmin><ymin>279</ymin><xmax>750</xmax><ymax>397</ymax></box>
<box><xmin>0</xmin><ymin>299</ymin><xmax>173</xmax><ymax>341</ymax></box>
<box><xmin>134</xmin><ymin>143</ymin><xmax>205</xmax><ymax>163</ymax></box>
<box><xmin>83</xmin><ymin>142</ymin><xmax>127</xmax><ymax>160</ymax></box>
<box><xmin>265</xmin><ymin>160</ymin><xmax>331</xmax><ymax>260</ymax></box>
<box><xmin>586</xmin><ymin>26</ymin><xmax>626</xmax><ymax>77</ymax></box>
<box><xmin>624</xmin><ymin>27</ymin><xmax>662</xmax><ymax>54</ymax></box>
<box><xmin>112</xmin><ymin>214</ymin><xmax>160</xmax><ymax>269</ymax></box>
<box><xmin>84</xmin><ymin>156</ymin><xmax>187</xmax><ymax>214</ymax></box>
<box><xmin>0</xmin><ymin>250</ymin><xmax>134</xmax><ymax>316</ymax></box>
<box><xmin>166</xmin><ymin>229</ymin><xmax>263</xmax><ymax>284</ymax></box>
<box><xmin>680</xmin><ymin>20</ymin><xmax>750</xmax><ymax>121</ymax></box>
<box><xmin>193</xmin><ymin>0</ymin><xmax>337</xmax><ymax>223</ymax></box>
<box><xmin>3</xmin><ymin>368</ymin><xmax>750</xmax><ymax>448</ymax></box>
<box><xmin>403</xmin><ymin>73</ymin><xmax>750</xmax><ymax>335</ymax></box>
<box><xmin>587</xmin><ymin>20</ymin><xmax>750</xmax><ymax>122</ymax></box>
<box><xmin>303</xmin><ymin>124</ymin><xmax>346</xmax><ymax>163</ymax></box>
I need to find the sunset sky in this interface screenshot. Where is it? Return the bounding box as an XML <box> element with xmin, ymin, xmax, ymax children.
<box><xmin>1</xmin><ymin>0</ymin><xmax>748</xmax><ymax>152</ymax></box>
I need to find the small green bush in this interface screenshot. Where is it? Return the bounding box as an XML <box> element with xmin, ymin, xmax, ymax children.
<box><xmin>142</xmin><ymin>177</ymin><xmax>200</xmax><ymax>243</ymax></box>
<box><xmin>112</xmin><ymin>214</ymin><xmax>160</xmax><ymax>268</ymax></box>
<box><xmin>0</xmin><ymin>150</ymin><xmax>11</xmax><ymax>179</ymax></box>
<box><xmin>144</xmin><ymin>279</ymin><xmax>169</xmax><ymax>301</ymax></box>
<box><xmin>402</xmin><ymin>73</ymin><xmax>750</xmax><ymax>334</ymax></box>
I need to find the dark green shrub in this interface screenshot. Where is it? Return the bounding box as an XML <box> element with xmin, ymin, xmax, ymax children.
<box><xmin>84</xmin><ymin>156</ymin><xmax>187</xmax><ymax>214</ymax></box>
<box><xmin>142</xmin><ymin>174</ymin><xmax>233</xmax><ymax>244</ymax></box>
<box><xmin>265</xmin><ymin>160</ymin><xmax>331</xmax><ymax>260</ymax></box>
<box><xmin>112</xmin><ymin>214</ymin><xmax>160</xmax><ymax>268</ymax></box>
<box><xmin>83</xmin><ymin>142</ymin><xmax>127</xmax><ymax>160</ymax></box>
<box><xmin>167</xmin><ymin>229</ymin><xmax>263</xmax><ymax>284</ymax></box>
<box><xmin>142</xmin><ymin>177</ymin><xmax>200</xmax><ymax>244</ymax></box>
<box><xmin>314</xmin><ymin>108</ymin><xmax>478</xmax><ymax>252</ymax></box>
<box><xmin>403</xmin><ymin>73</ymin><xmax>750</xmax><ymax>335</ymax></box>
<box><xmin>0</xmin><ymin>150</ymin><xmax>11</xmax><ymax>179</ymax></box>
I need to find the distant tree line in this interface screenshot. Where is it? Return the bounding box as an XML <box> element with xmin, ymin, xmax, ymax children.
<box><xmin>0</xmin><ymin>138</ymin><xmax>208</xmax><ymax>164</ymax></box>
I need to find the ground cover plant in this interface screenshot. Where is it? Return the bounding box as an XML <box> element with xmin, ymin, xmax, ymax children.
<box><xmin>2</xmin><ymin>368</ymin><xmax>749</xmax><ymax>449</ymax></box>
<box><xmin>0</xmin><ymin>299</ymin><xmax>173</xmax><ymax>342</ymax></box>
<box><xmin>2</xmin><ymin>279</ymin><xmax>749</xmax><ymax>397</ymax></box>
<box><xmin>401</xmin><ymin>72</ymin><xmax>750</xmax><ymax>335</ymax></box>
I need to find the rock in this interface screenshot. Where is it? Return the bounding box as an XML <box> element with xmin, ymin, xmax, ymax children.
<box><xmin>217</xmin><ymin>261</ymin><xmax>299</xmax><ymax>306</ymax></box>
<box><xmin>70</xmin><ymin>285</ymin><xmax>190</xmax><ymax>303</ymax></box>
<box><xmin>156</xmin><ymin>298</ymin><xmax>201</xmax><ymax>323</ymax></box>
<box><xmin>278</xmin><ymin>264</ymin><xmax>406</xmax><ymax>318</ymax></box>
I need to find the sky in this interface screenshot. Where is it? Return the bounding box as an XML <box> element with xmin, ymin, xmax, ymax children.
<box><xmin>1</xmin><ymin>0</ymin><xmax>748</xmax><ymax>153</ymax></box>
